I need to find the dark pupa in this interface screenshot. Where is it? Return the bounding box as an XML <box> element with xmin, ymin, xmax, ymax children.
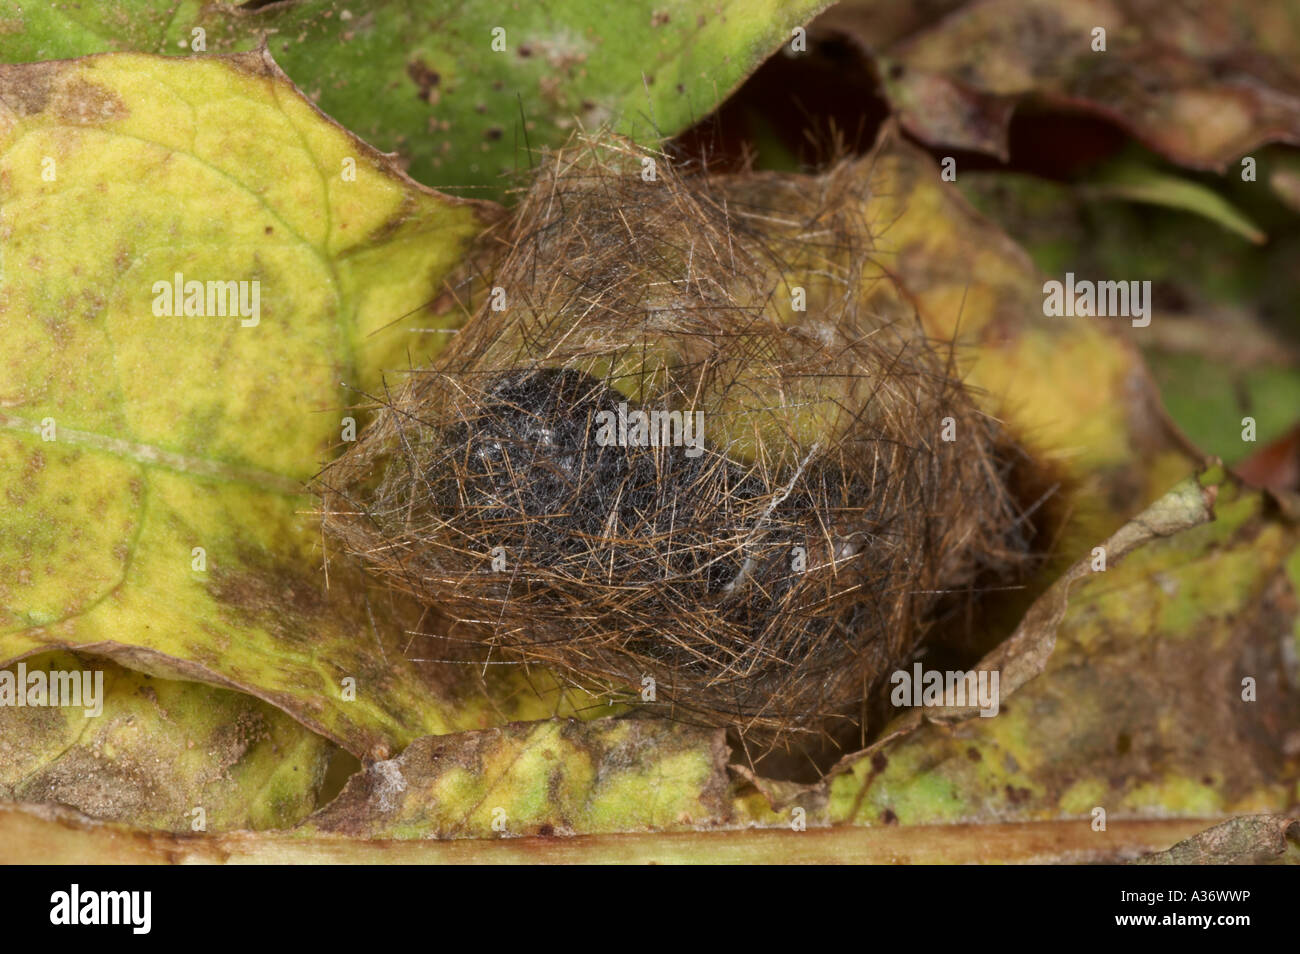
<box><xmin>318</xmin><ymin>134</ymin><xmax>1039</xmax><ymax>743</ymax></box>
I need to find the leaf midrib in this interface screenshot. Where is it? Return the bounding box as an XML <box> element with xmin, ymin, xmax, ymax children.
<box><xmin>0</xmin><ymin>413</ymin><xmax>306</xmax><ymax>495</ymax></box>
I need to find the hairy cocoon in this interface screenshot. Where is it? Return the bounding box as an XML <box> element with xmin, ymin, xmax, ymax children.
<box><xmin>320</xmin><ymin>136</ymin><xmax>1037</xmax><ymax>738</ymax></box>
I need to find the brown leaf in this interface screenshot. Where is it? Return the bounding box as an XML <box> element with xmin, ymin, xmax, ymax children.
<box><xmin>1133</xmin><ymin>814</ymin><xmax>1299</xmax><ymax>864</ymax></box>
<box><xmin>860</xmin><ymin>0</ymin><xmax>1300</xmax><ymax>170</ymax></box>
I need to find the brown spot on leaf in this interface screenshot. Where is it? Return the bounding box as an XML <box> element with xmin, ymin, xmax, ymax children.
<box><xmin>0</xmin><ymin>60</ymin><xmax>64</xmax><ymax>114</ymax></box>
<box><xmin>19</xmin><ymin>750</ymin><xmax>170</xmax><ymax>823</ymax></box>
<box><xmin>56</xmin><ymin>77</ymin><xmax>128</xmax><ymax>126</ymax></box>
<box><xmin>225</xmin><ymin>50</ymin><xmax>279</xmax><ymax>79</ymax></box>
<box><xmin>1004</xmin><ymin>784</ymin><xmax>1031</xmax><ymax>804</ymax></box>
<box><xmin>406</xmin><ymin>59</ymin><xmax>441</xmax><ymax>104</ymax></box>
<box><xmin>208</xmin><ymin>553</ymin><xmax>328</xmax><ymax>650</ymax></box>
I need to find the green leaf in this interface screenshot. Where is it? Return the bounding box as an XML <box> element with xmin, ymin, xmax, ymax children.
<box><xmin>0</xmin><ymin>51</ymin><xmax>584</xmax><ymax>759</ymax></box>
<box><xmin>1082</xmin><ymin>161</ymin><xmax>1266</xmax><ymax>244</ymax></box>
<box><xmin>1144</xmin><ymin>350</ymin><xmax>1300</xmax><ymax>465</ymax></box>
<box><xmin>0</xmin><ymin>0</ymin><xmax>832</xmax><ymax>198</ymax></box>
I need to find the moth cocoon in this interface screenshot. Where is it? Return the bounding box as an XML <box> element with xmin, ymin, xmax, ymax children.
<box><xmin>320</xmin><ymin>135</ymin><xmax>1037</xmax><ymax>738</ymax></box>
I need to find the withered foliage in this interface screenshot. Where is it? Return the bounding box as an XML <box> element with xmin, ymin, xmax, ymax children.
<box><xmin>319</xmin><ymin>134</ymin><xmax>1037</xmax><ymax>741</ymax></box>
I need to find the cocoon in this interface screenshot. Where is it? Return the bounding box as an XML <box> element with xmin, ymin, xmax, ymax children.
<box><xmin>320</xmin><ymin>136</ymin><xmax>1037</xmax><ymax>738</ymax></box>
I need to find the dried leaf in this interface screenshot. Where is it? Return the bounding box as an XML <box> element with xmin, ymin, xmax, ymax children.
<box><xmin>874</xmin><ymin>0</ymin><xmax>1300</xmax><ymax>170</ymax></box>
<box><xmin>1133</xmin><ymin>814</ymin><xmax>1299</xmax><ymax>865</ymax></box>
<box><xmin>1</xmin><ymin>652</ymin><xmax>333</xmax><ymax>832</ymax></box>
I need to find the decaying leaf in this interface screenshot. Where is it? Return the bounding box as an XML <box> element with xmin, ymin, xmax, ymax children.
<box><xmin>0</xmin><ymin>51</ymin><xmax>590</xmax><ymax>759</ymax></box>
<box><xmin>862</xmin><ymin>0</ymin><xmax>1300</xmax><ymax>170</ymax></box>
<box><xmin>1</xmin><ymin>651</ymin><xmax>333</xmax><ymax>832</ymax></box>
<box><xmin>305</xmin><ymin>719</ymin><xmax>732</xmax><ymax>838</ymax></box>
<box><xmin>1133</xmin><ymin>813</ymin><xmax>1299</xmax><ymax>865</ymax></box>
<box><xmin>826</xmin><ymin>480</ymin><xmax>1300</xmax><ymax>828</ymax></box>
<box><xmin>866</xmin><ymin>469</ymin><xmax>1219</xmax><ymax>735</ymax></box>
